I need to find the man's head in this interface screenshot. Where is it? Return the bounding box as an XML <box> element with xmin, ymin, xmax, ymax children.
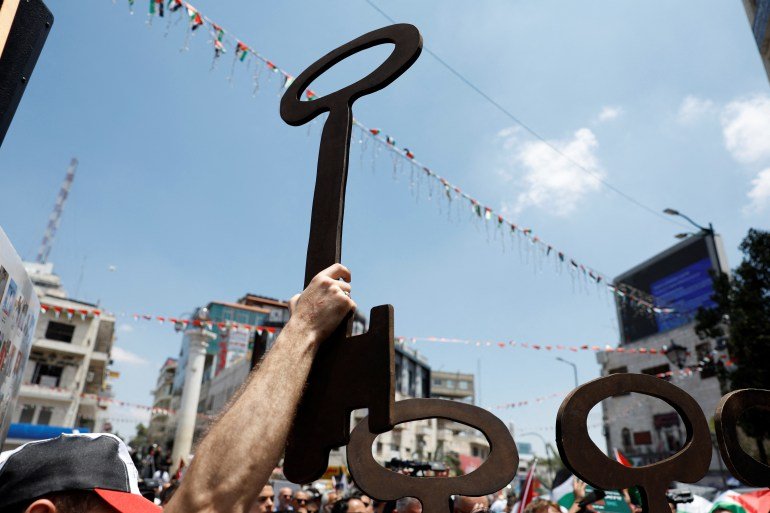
<box><xmin>294</xmin><ymin>490</ymin><xmax>311</xmax><ymax>513</ymax></box>
<box><xmin>396</xmin><ymin>497</ymin><xmax>422</xmax><ymax>513</ymax></box>
<box><xmin>278</xmin><ymin>487</ymin><xmax>294</xmax><ymax>509</ymax></box>
<box><xmin>453</xmin><ymin>496</ymin><xmax>490</xmax><ymax>513</ymax></box>
<box><xmin>250</xmin><ymin>484</ymin><xmax>275</xmax><ymax>513</ymax></box>
<box><xmin>522</xmin><ymin>499</ymin><xmax>561</xmax><ymax>513</ymax></box>
<box><xmin>345</xmin><ymin>498</ymin><xmax>368</xmax><ymax>513</ymax></box>
<box><xmin>360</xmin><ymin>495</ymin><xmax>374</xmax><ymax>513</ymax></box>
<box><xmin>0</xmin><ymin>434</ymin><xmax>161</xmax><ymax>513</ymax></box>
<box><xmin>322</xmin><ymin>491</ymin><xmax>339</xmax><ymax>513</ymax></box>
<box><xmin>11</xmin><ymin>490</ymin><xmax>116</xmax><ymax>513</ymax></box>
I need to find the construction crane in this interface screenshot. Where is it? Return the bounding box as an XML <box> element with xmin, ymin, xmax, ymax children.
<box><xmin>36</xmin><ymin>158</ymin><xmax>77</xmax><ymax>264</ymax></box>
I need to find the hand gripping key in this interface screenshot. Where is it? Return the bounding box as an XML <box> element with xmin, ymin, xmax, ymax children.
<box><xmin>280</xmin><ymin>24</ymin><xmax>422</xmax><ymax>484</ymax></box>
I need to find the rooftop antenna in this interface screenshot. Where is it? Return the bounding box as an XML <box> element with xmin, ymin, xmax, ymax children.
<box><xmin>36</xmin><ymin>158</ymin><xmax>77</xmax><ymax>264</ymax></box>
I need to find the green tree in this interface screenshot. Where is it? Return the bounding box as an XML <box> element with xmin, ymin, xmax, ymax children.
<box><xmin>695</xmin><ymin>228</ymin><xmax>770</xmax><ymax>464</ymax></box>
<box><xmin>129</xmin><ymin>423</ymin><xmax>150</xmax><ymax>450</ymax></box>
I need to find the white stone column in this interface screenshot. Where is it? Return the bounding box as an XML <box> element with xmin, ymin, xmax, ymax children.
<box><xmin>171</xmin><ymin>328</ymin><xmax>215</xmax><ymax>472</ymax></box>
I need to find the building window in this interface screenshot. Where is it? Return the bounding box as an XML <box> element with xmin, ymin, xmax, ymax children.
<box><xmin>33</xmin><ymin>364</ymin><xmax>64</xmax><ymax>388</ymax></box>
<box><xmin>445</xmin><ymin>380</ymin><xmax>455</xmax><ymax>388</ymax></box>
<box><xmin>45</xmin><ymin>321</ymin><xmax>75</xmax><ymax>343</ymax></box>
<box><xmin>433</xmin><ymin>378</ymin><xmax>442</xmax><ymax>386</ymax></box>
<box><xmin>37</xmin><ymin>406</ymin><xmax>53</xmax><ymax>426</ymax></box>
<box><xmin>633</xmin><ymin>431</ymin><xmax>652</xmax><ymax>445</ymax></box>
<box><xmin>19</xmin><ymin>404</ymin><xmax>35</xmax><ymax>423</ymax></box>
<box><xmin>458</xmin><ymin>381</ymin><xmax>469</xmax><ymax>390</ymax></box>
<box><xmin>641</xmin><ymin>364</ymin><xmax>671</xmax><ymax>378</ymax></box>
<box><xmin>621</xmin><ymin>428</ymin><xmax>632</xmax><ymax>450</ymax></box>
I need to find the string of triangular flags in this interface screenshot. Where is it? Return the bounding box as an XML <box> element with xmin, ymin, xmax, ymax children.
<box><xmin>116</xmin><ymin>0</ymin><xmax>675</xmax><ymax>316</ymax></box>
<box><xmin>40</xmin><ymin>302</ymin><xmax>729</xmax><ymax>362</ymax></box>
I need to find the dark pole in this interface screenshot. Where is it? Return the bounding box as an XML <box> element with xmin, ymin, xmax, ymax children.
<box><xmin>556</xmin><ymin>357</ymin><xmax>578</xmax><ymax>388</ymax></box>
<box><xmin>521</xmin><ymin>432</ymin><xmax>555</xmax><ymax>485</ymax></box>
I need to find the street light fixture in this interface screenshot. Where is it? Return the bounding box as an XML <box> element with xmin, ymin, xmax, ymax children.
<box><xmin>663</xmin><ymin>208</ymin><xmax>713</xmax><ymax>234</ymax></box>
<box><xmin>520</xmin><ymin>432</ymin><xmax>557</xmax><ymax>484</ymax></box>
<box><xmin>556</xmin><ymin>357</ymin><xmax>578</xmax><ymax>388</ymax></box>
<box><xmin>664</xmin><ymin>207</ymin><xmax>723</xmax><ymax>276</ymax></box>
<box><xmin>663</xmin><ymin>340</ymin><xmax>688</xmax><ymax>369</ymax></box>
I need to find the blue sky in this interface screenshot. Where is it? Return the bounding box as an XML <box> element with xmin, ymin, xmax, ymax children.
<box><xmin>1</xmin><ymin>0</ymin><xmax>768</xmax><ymax>455</ymax></box>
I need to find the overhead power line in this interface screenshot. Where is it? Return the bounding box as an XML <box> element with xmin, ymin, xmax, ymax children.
<box><xmin>363</xmin><ymin>0</ymin><xmax>688</xmax><ymax>229</ymax></box>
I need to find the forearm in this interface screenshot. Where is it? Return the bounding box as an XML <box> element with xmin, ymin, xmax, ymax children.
<box><xmin>165</xmin><ymin>321</ymin><xmax>318</xmax><ymax>513</ymax></box>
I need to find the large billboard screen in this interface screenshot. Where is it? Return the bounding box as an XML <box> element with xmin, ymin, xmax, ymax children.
<box><xmin>615</xmin><ymin>234</ymin><xmax>720</xmax><ymax>344</ymax></box>
<box><xmin>0</xmin><ymin>227</ymin><xmax>40</xmax><ymax>445</ymax></box>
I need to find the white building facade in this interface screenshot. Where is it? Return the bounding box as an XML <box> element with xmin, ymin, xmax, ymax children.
<box><xmin>4</xmin><ymin>263</ymin><xmax>116</xmax><ymax>450</ymax></box>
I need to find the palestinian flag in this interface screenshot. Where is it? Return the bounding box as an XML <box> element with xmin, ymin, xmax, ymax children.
<box><xmin>519</xmin><ymin>459</ymin><xmax>539</xmax><ymax>513</ymax></box>
<box><xmin>709</xmin><ymin>490</ymin><xmax>770</xmax><ymax>513</ymax></box>
<box><xmin>614</xmin><ymin>449</ymin><xmax>632</xmax><ymax>467</ymax></box>
<box><xmin>235</xmin><ymin>41</ymin><xmax>249</xmax><ymax>61</ymax></box>
<box><xmin>550</xmin><ymin>469</ymin><xmax>632</xmax><ymax>513</ymax></box>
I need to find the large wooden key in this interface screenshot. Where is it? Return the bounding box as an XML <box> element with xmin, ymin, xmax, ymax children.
<box><xmin>280</xmin><ymin>24</ymin><xmax>422</xmax><ymax>484</ymax></box>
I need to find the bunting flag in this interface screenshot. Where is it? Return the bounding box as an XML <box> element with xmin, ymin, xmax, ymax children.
<box><xmin>168</xmin><ymin>0</ymin><xmax>183</xmax><ymax>13</ymax></box>
<box><xmin>235</xmin><ymin>41</ymin><xmax>249</xmax><ymax>62</ymax></box>
<box><xmin>149</xmin><ymin>0</ymin><xmax>163</xmax><ymax>17</ymax></box>
<box><xmin>518</xmin><ymin>459</ymin><xmax>540</xmax><ymax>513</ymax></box>
<box><xmin>129</xmin><ymin>0</ymin><xmax>675</xmax><ymax>315</ymax></box>
<box><xmin>490</xmin><ymin>392</ymin><xmax>566</xmax><ymax>411</ymax></box>
<box><xmin>37</xmin><ymin>301</ymin><xmax>734</xmax><ymax>372</ymax></box>
<box><xmin>187</xmin><ymin>6</ymin><xmax>203</xmax><ymax>30</ymax></box>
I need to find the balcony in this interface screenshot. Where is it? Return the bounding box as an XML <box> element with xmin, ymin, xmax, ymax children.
<box><xmin>34</xmin><ymin>339</ymin><xmax>89</xmax><ymax>357</ymax></box>
<box><xmin>19</xmin><ymin>383</ymin><xmax>76</xmax><ymax>402</ymax></box>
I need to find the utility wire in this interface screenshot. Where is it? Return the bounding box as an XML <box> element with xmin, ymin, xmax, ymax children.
<box><xmin>364</xmin><ymin>0</ymin><xmax>688</xmax><ymax>228</ymax></box>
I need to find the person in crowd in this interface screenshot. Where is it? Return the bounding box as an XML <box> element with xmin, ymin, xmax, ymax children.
<box><xmin>490</xmin><ymin>490</ymin><xmax>508</xmax><ymax>513</ymax></box>
<box><xmin>395</xmin><ymin>497</ymin><xmax>422</xmax><ymax>513</ymax></box>
<box><xmin>522</xmin><ymin>499</ymin><xmax>561</xmax><ymax>513</ymax></box>
<box><xmin>503</xmin><ymin>494</ymin><xmax>518</xmax><ymax>513</ymax></box>
<box><xmin>251</xmin><ymin>484</ymin><xmax>276</xmax><ymax>513</ymax></box>
<box><xmin>333</xmin><ymin>497</ymin><xmax>368</xmax><ymax>513</ymax></box>
<box><xmin>0</xmin><ymin>433</ymin><xmax>162</xmax><ymax>513</ymax></box>
<box><xmin>0</xmin><ymin>264</ymin><xmax>355</xmax><ymax>513</ymax></box>
<box><xmin>454</xmin><ymin>495</ymin><xmax>491</xmax><ymax>513</ymax></box>
<box><xmin>361</xmin><ymin>494</ymin><xmax>375</xmax><ymax>513</ymax></box>
<box><xmin>277</xmin><ymin>487</ymin><xmax>295</xmax><ymax>512</ymax></box>
<box><xmin>294</xmin><ymin>490</ymin><xmax>312</xmax><ymax>513</ymax></box>
<box><xmin>159</xmin><ymin>481</ymin><xmax>181</xmax><ymax>507</ymax></box>
<box><xmin>322</xmin><ymin>491</ymin><xmax>340</xmax><ymax>513</ymax></box>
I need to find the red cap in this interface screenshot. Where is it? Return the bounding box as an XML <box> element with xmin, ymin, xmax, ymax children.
<box><xmin>95</xmin><ymin>488</ymin><xmax>163</xmax><ymax>513</ymax></box>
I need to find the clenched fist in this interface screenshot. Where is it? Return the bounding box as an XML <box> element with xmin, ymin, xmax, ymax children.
<box><xmin>287</xmin><ymin>263</ymin><xmax>357</xmax><ymax>345</ymax></box>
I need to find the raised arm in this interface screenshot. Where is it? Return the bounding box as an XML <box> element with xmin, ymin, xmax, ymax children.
<box><xmin>165</xmin><ymin>263</ymin><xmax>356</xmax><ymax>513</ymax></box>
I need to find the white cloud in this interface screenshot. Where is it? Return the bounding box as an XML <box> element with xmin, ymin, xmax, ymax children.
<box><xmin>497</xmin><ymin>127</ymin><xmax>604</xmax><ymax>216</ymax></box>
<box><xmin>597</xmin><ymin>106</ymin><xmax>623</xmax><ymax>122</ymax></box>
<box><xmin>720</xmin><ymin>95</ymin><xmax>770</xmax><ymax>163</ymax></box>
<box><xmin>745</xmin><ymin>168</ymin><xmax>770</xmax><ymax>214</ymax></box>
<box><xmin>111</xmin><ymin>346</ymin><xmax>148</xmax><ymax>366</ymax></box>
<box><xmin>118</xmin><ymin>323</ymin><xmax>134</xmax><ymax>333</ymax></box>
<box><xmin>676</xmin><ymin>95</ymin><xmax>715</xmax><ymax>124</ymax></box>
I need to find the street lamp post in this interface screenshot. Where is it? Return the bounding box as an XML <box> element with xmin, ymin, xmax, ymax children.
<box><xmin>170</xmin><ymin>311</ymin><xmax>216</xmax><ymax>473</ymax></box>
<box><xmin>663</xmin><ymin>339</ymin><xmax>688</xmax><ymax>370</ymax></box>
<box><xmin>556</xmin><ymin>357</ymin><xmax>578</xmax><ymax>388</ymax></box>
<box><xmin>520</xmin><ymin>432</ymin><xmax>557</xmax><ymax>485</ymax></box>
<box><xmin>663</xmin><ymin>208</ymin><xmax>722</xmax><ymax>275</ymax></box>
